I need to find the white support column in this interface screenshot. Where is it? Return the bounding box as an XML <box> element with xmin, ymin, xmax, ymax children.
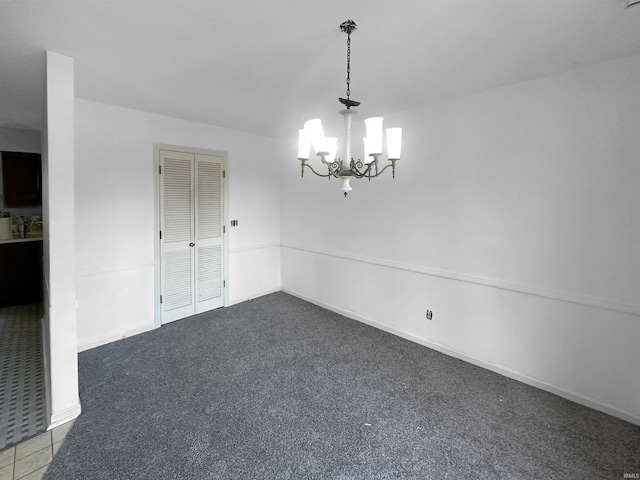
<box><xmin>42</xmin><ymin>51</ymin><xmax>81</xmax><ymax>428</ymax></box>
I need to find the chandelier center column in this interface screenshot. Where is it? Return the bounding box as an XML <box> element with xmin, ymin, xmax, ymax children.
<box><xmin>340</xmin><ymin>108</ymin><xmax>357</xmax><ymax>172</ymax></box>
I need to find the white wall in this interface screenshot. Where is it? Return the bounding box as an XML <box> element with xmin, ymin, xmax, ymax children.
<box><xmin>0</xmin><ymin>127</ymin><xmax>41</xmax><ymax>153</ymax></box>
<box><xmin>281</xmin><ymin>53</ymin><xmax>640</xmax><ymax>424</ymax></box>
<box><xmin>74</xmin><ymin>100</ymin><xmax>282</xmax><ymax>350</ymax></box>
<box><xmin>42</xmin><ymin>51</ymin><xmax>81</xmax><ymax>428</ymax></box>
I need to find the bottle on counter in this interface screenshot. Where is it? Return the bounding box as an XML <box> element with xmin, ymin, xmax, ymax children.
<box><xmin>12</xmin><ymin>216</ymin><xmax>27</xmax><ymax>238</ymax></box>
<box><xmin>12</xmin><ymin>217</ymin><xmax>22</xmax><ymax>238</ymax></box>
<box><xmin>0</xmin><ymin>216</ymin><xmax>11</xmax><ymax>240</ymax></box>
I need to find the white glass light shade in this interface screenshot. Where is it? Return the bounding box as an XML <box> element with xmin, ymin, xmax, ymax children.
<box><xmin>386</xmin><ymin>128</ymin><xmax>402</xmax><ymax>160</ymax></box>
<box><xmin>304</xmin><ymin>119</ymin><xmax>326</xmax><ymax>154</ymax></box>
<box><xmin>364</xmin><ymin>117</ymin><xmax>384</xmax><ymax>155</ymax></box>
<box><xmin>325</xmin><ymin>137</ymin><xmax>338</xmax><ymax>164</ymax></box>
<box><xmin>297</xmin><ymin>129</ymin><xmax>310</xmax><ymax>160</ymax></box>
<box><xmin>363</xmin><ymin>137</ymin><xmax>374</xmax><ymax>164</ymax></box>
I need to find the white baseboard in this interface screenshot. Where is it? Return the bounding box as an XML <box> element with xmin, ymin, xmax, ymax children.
<box><xmin>78</xmin><ymin>324</ymin><xmax>157</xmax><ymax>352</ymax></box>
<box><xmin>80</xmin><ymin>286</ymin><xmax>281</xmax><ymax>351</ymax></box>
<box><xmin>282</xmin><ymin>288</ymin><xmax>640</xmax><ymax>426</ymax></box>
<box><xmin>228</xmin><ymin>287</ymin><xmax>282</xmax><ymax>307</ymax></box>
<box><xmin>48</xmin><ymin>403</ymin><xmax>81</xmax><ymax>430</ymax></box>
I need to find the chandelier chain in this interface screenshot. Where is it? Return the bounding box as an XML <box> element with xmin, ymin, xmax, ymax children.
<box><xmin>346</xmin><ymin>33</ymin><xmax>351</xmax><ymax>100</ymax></box>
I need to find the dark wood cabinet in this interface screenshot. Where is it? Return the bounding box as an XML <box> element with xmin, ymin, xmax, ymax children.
<box><xmin>2</xmin><ymin>152</ymin><xmax>42</xmax><ymax>207</ymax></box>
<box><xmin>0</xmin><ymin>241</ymin><xmax>43</xmax><ymax>307</ymax></box>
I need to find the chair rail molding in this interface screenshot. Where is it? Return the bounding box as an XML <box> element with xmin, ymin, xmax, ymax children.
<box><xmin>229</xmin><ymin>242</ymin><xmax>280</xmax><ymax>254</ymax></box>
<box><xmin>281</xmin><ymin>242</ymin><xmax>640</xmax><ymax>317</ymax></box>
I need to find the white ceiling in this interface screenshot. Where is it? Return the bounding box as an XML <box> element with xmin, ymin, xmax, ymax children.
<box><xmin>1</xmin><ymin>0</ymin><xmax>640</xmax><ymax>138</ymax></box>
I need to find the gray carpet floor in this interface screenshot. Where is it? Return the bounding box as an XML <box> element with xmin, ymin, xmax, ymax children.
<box><xmin>44</xmin><ymin>292</ymin><xmax>639</xmax><ymax>479</ymax></box>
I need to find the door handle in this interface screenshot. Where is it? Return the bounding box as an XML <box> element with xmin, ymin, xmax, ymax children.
<box><xmin>189</xmin><ymin>242</ymin><xmax>195</xmax><ymax>247</ymax></box>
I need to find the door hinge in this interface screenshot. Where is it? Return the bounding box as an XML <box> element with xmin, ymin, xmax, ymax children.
<box><xmin>223</xmin><ymin>280</ymin><xmax>226</xmax><ymax>288</ymax></box>
<box><xmin>160</xmin><ymin>295</ymin><xmax>163</xmax><ymax>304</ymax></box>
<box><xmin>159</xmin><ymin>230</ymin><xmax>162</xmax><ymax>239</ymax></box>
<box><xmin>159</xmin><ymin>165</ymin><xmax>162</xmax><ymax>174</ymax></box>
<box><xmin>223</xmin><ymin>225</ymin><xmax>226</xmax><ymax>234</ymax></box>
<box><xmin>223</xmin><ymin>170</ymin><xmax>226</xmax><ymax>178</ymax></box>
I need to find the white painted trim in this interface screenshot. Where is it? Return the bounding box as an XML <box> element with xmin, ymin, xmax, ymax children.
<box><xmin>153</xmin><ymin>144</ymin><xmax>162</xmax><ymax>327</ymax></box>
<box><xmin>281</xmin><ymin>242</ymin><xmax>640</xmax><ymax>317</ymax></box>
<box><xmin>222</xmin><ymin>153</ymin><xmax>229</xmax><ymax>308</ymax></box>
<box><xmin>76</xmin><ymin>263</ymin><xmax>154</xmax><ymax>279</ymax></box>
<box><xmin>47</xmin><ymin>403</ymin><xmax>81</xmax><ymax>430</ymax></box>
<box><xmin>228</xmin><ymin>287</ymin><xmax>281</xmax><ymax>307</ymax></box>
<box><xmin>78</xmin><ymin>324</ymin><xmax>157</xmax><ymax>352</ymax></box>
<box><xmin>282</xmin><ymin>287</ymin><xmax>640</xmax><ymax>426</ymax></box>
<box><xmin>229</xmin><ymin>242</ymin><xmax>280</xmax><ymax>254</ymax></box>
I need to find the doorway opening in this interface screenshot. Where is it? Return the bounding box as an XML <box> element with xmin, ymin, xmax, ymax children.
<box><xmin>0</xmin><ymin>150</ymin><xmax>45</xmax><ymax>449</ymax></box>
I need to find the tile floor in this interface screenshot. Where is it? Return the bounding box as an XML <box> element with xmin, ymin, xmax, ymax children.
<box><xmin>0</xmin><ymin>303</ymin><xmax>45</xmax><ymax>449</ymax></box>
<box><xmin>0</xmin><ymin>302</ymin><xmax>72</xmax><ymax>479</ymax></box>
<box><xmin>0</xmin><ymin>419</ymin><xmax>74</xmax><ymax>480</ymax></box>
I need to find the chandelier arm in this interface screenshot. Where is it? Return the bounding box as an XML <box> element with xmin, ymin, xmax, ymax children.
<box><xmin>371</xmin><ymin>160</ymin><xmax>377</xmax><ymax>180</ymax></box>
<box><xmin>302</xmin><ymin>163</ymin><xmax>338</xmax><ymax>178</ymax></box>
<box><xmin>347</xmin><ymin>159</ymin><xmax>371</xmax><ymax>178</ymax></box>
<box><xmin>349</xmin><ymin>160</ymin><xmax>397</xmax><ymax>179</ymax></box>
<box><xmin>372</xmin><ymin>160</ymin><xmax>397</xmax><ymax>178</ymax></box>
<box><xmin>301</xmin><ymin>158</ymin><xmax>397</xmax><ymax>181</ymax></box>
<box><xmin>319</xmin><ymin>154</ymin><xmax>343</xmax><ymax>178</ymax></box>
<box><xmin>326</xmin><ymin>159</ymin><xmax>343</xmax><ymax>178</ymax></box>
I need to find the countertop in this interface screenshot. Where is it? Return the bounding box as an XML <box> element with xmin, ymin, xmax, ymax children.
<box><xmin>0</xmin><ymin>235</ymin><xmax>43</xmax><ymax>245</ymax></box>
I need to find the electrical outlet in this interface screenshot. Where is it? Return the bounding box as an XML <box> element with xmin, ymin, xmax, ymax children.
<box><xmin>425</xmin><ymin>310</ymin><xmax>433</xmax><ymax>320</ymax></box>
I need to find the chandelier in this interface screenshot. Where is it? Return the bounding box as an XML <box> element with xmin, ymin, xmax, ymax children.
<box><xmin>297</xmin><ymin>20</ymin><xmax>403</xmax><ymax>197</ymax></box>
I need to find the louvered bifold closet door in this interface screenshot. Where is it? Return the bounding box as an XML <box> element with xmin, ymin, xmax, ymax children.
<box><xmin>160</xmin><ymin>150</ymin><xmax>196</xmax><ymax>324</ymax></box>
<box><xmin>195</xmin><ymin>154</ymin><xmax>224</xmax><ymax>313</ymax></box>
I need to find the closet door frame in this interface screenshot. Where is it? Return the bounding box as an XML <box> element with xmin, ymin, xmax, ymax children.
<box><xmin>153</xmin><ymin>144</ymin><xmax>229</xmax><ymax>327</ymax></box>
